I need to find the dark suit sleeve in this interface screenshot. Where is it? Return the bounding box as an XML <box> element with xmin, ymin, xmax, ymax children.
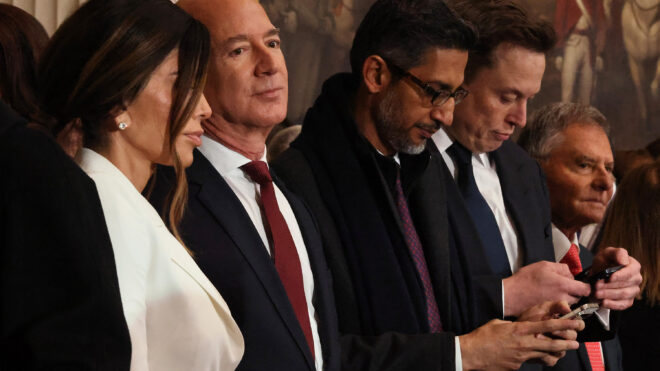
<box><xmin>0</xmin><ymin>117</ymin><xmax>131</xmax><ymax>370</ymax></box>
<box><xmin>341</xmin><ymin>332</ymin><xmax>455</xmax><ymax>371</ymax></box>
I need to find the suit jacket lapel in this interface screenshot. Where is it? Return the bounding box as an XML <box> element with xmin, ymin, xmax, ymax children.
<box><xmin>576</xmin><ymin>343</ymin><xmax>593</xmax><ymax>371</ymax></box>
<box><xmin>275</xmin><ymin>176</ymin><xmax>335</xmax><ymax>364</ymax></box>
<box><xmin>168</xmin><ymin>242</ymin><xmax>230</xmax><ymax>314</ymax></box>
<box><xmin>188</xmin><ymin>151</ymin><xmax>315</xmax><ymax>368</ymax></box>
<box><xmin>492</xmin><ymin>144</ymin><xmax>548</xmax><ymax>264</ymax></box>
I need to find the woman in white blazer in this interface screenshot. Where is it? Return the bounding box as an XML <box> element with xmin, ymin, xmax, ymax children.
<box><xmin>37</xmin><ymin>0</ymin><xmax>243</xmax><ymax>369</ymax></box>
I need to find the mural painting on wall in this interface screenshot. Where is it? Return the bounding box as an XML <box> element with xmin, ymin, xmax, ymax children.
<box><xmin>264</xmin><ymin>0</ymin><xmax>660</xmax><ymax>149</ymax></box>
<box><xmin>262</xmin><ymin>0</ymin><xmax>371</xmax><ymax>125</ymax></box>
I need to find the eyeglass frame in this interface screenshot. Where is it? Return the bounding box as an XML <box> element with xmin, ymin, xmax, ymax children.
<box><xmin>384</xmin><ymin>59</ymin><xmax>469</xmax><ymax>107</ymax></box>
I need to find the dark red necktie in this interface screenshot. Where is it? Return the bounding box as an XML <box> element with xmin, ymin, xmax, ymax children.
<box><xmin>241</xmin><ymin>160</ymin><xmax>315</xmax><ymax>358</ymax></box>
<box><xmin>394</xmin><ymin>171</ymin><xmax>443</xmax><ymax>332</ymax></box>
<box><xmin>560</xmin><ymin>243</ymin><xmax>604</xmax><ymax>371</ymax></box>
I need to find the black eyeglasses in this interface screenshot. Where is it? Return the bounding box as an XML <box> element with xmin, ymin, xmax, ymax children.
<box><xmin>386</xmin><ymin>60</ymin><xmax>469</xmax><ymax>106</ymax></box>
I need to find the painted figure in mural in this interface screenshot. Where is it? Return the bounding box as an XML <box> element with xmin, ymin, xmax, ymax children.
<box><xmin>317</xmin><ymin>0</ymin><xmax>360</xmax><ymax>87</ymax></box>
<box><xmin>554</xmin><ymin>0</ymin><xmax>609</xmax><ymax>104</ymax></box>
<box><xmin>263</xmin><ymin>0</ymin><xmax>335</xmax><ymax>124</ymax></box>
<box><xmin>263</xmin><ymin>0</ymin><xmax>374</xmax><ymax>125</ymax></box>
<box><xmin>621</xmin><ymin>0</ymin><xmax>660</xmax><ymax>129</ymax></box>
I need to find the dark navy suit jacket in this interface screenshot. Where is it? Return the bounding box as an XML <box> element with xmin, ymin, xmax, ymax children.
<box><xmin>150</xmin><ymin>150</ymin><xmax>340</xmax><ymax>371</ymax></box>
<box><xmin>435</xmin><ymin>140</ymin><xmax>622</xmax><ymax>371</ymax></box>
<box><xmin>545</xmin><ymin>246</ymin><xmax>622</xmax><ymax>371</ymax></box>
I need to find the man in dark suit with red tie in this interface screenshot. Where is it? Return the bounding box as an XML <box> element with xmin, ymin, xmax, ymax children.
<box><xmin>518</xmin><ymin>102</ymin><xmax>626</xmax><ymax>371</ymax></box>
<box><xmin>432</xmin><ymin>1</ymin><xmax>642</xmax><ymax>370</ymax></box>
<box><xmin>437</xmin><ymin>0</ymin><xmax>641</xmax><ymax>326</ymax></box>
<box><xmin>150</xmin><ymin>0</ymin><xmax>340</xmax><ymax>370</ymax></box>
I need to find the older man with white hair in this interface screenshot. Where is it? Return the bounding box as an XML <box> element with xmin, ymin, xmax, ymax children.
<box><xmin>518</xmin><ymin>102</ymin><xmax>629</xmax><ymax>371</ymax></box>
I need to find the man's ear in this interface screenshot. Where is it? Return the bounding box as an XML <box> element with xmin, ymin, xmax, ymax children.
<box><xmin>362</xmin><ymin>55</ymin><xmax>392</xmax><ymax>94</ymax></box>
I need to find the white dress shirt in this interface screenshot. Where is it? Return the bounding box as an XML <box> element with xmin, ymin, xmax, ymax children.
<box><xmin>432</xmin><ymin>128</ymin><xmax>522</xmax><ymax>273</ymax></box>
<box><xmin>198</xmin><ymin>135</ymin><xmax>323</xmax><ymax>371</ymax></box>
<box><xmin>79</xmin><ymin>148</ymin><xmax>244</xmax><ymax>371</ymax></box>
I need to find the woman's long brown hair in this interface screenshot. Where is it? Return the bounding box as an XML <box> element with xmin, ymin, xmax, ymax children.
<box><xmin>38</xmin><ymin>0</ymin><xmax>210</xmax><ymax>247</ymax></box>
<box><xmin>0</xmin><ymin>4</ymin><xmax>49</xmax><ymax>123</ymax></box>
<box><xmin>599</xmin><ymin>162</ymin><xmax>660</xmax><ymax>305</ymax></box>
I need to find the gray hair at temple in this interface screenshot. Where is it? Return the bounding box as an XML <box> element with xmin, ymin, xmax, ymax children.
<box><xmin>518</xmin><ymin>102</ymin><xmax>610</xmax><ymax>161</ymax></box>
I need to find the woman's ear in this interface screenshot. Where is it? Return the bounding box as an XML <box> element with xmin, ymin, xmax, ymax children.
<box><xmin>362</xmin><ymin>55</ymin><xmax>392</xmax><ymax>94</ymax></box>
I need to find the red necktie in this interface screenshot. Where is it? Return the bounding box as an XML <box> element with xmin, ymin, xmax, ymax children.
<box><xmin>241</xmin><ymin>161</ymin><xmax>315</xmax><ymax>358</ymax></box>
<box><xmin>560</xmin><ymin>243</ymin><xmax>605</xmax><ymax>371</ymax></box>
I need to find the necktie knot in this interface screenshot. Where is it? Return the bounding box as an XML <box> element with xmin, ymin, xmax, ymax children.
<box><xmin>561</xmin><ymin>243</ymin><xmax>583</xmax><ymax>276</ymax></box>
<box><xmin>447</xmin><ymin>141</ymin><xmax>472</xmax><ymax>167</ymax></box>
<box><xmin>241</xmin><ymin>160</ymin><xmax>272</xmax><ymax>185</ymax></box>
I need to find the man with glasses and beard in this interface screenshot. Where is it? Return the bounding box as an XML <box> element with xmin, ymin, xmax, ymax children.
<box><xmin>273</xmin><ymin>0</ymin><xmax>584</xmax><ymax>369</ymax></box>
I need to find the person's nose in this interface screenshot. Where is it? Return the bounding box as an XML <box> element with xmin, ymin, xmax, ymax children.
<box><xmin>430</xmin><ymin>98</ymin><xmax>455</xmax><ymax>127</ymax></box>
<box><xmin>508</xmin><ymin>100</ymin><xmax>527</xmax><ymax>128</ymax></box>
<box><xmin>593</xmin><ymin>164</ymin><xmax>614</xmax><ymax>192</ymax></box>
<box><xmin>196</xmin><ymin>93</ymin><xmax>212</xmax><ymax>120</ymax></box>
<box><xmin>254</xmin><ymin>44</ymin><xmax>280</xmax><ymax>76</ymax></box>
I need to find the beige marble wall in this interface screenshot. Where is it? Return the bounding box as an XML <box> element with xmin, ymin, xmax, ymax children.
<box><xmin>0</xmin><ymin>0</ymin><xmax>85</xmax><ymax>35</ymax></box>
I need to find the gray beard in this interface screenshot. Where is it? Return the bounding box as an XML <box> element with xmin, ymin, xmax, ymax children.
<box><xmin>374</xmin><ymin>88</ymin><xmax>426</xmax><ymax>155</ymax></box>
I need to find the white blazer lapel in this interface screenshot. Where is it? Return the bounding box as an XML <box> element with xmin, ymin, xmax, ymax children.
<box><xmin>168</xmin><ymin>240</ymin><xmax>229</xmax><ymax>313</ymax></box>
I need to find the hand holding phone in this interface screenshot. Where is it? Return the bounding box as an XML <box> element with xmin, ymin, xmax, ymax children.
<box><xmin>574</xmin><ymin>265</ymin><xmax>624</xmax><ymax>284</ymax></box>
<box><xmin>559</xmin><ymin>303</ymin><xmax>600</xmax><ymax>320</ymax></box>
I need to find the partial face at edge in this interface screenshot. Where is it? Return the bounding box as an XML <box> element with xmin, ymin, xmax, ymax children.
<box><xmin>449</xmin><ymin>43</ymin><xmax>546</xmax><ymax>154</ymax></box>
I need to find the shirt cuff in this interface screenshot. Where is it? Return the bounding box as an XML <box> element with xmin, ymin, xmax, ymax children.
<box><xmin>501</xmin><ymin>280</ymin><xmax>505</xmax><ymax>318</ymax></box>
<box><xmin>595</xmin><ymin>307</ymin><xmax>610</xmax><ymax>330</ymax></box>
<box><xmin>455</xmin><ymin>336</ymin><xmax>463</xmax><ymax>371</ymax></box>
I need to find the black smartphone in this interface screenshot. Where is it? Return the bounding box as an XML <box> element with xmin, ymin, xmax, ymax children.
<box><xmin>574</xmin><ymin>265</ymin><xmax>624</xmax><ymax>284</ymax></box>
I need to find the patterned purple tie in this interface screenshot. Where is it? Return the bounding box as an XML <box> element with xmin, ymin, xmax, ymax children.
<box><xmin>394</xmin><ymin>171</ymin><xmax>443</xmax><ymax>332</ymax></box>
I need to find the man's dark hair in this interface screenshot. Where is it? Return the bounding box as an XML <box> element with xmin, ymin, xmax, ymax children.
<box><xmin>349</xmin><ymin>0</ymin><xmax>477</xmax><ymax>79</ymax></box>
<box><xmin>450</xmin><ymin>0</ymin><xmax>556</xmax><ymax>83</ymax></box>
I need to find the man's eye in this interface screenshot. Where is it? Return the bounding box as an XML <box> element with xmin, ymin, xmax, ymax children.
<box><xmin>230</xmin><ymin>48</ymin><xmax>244</xmax><ymax>56</ymax></box>
<box><xmin>576</xmin><ymin>163</ymin><xmax>594</xmax><ymax>172</ymax></box>
<box><xmin>500</xmin><ymin>95</ymin><xmax>515</xmax><ymax>103</ymax></box>
<box><xmin>435</xmin><ymin>89</ymin><xmax>452</xmax><ymax>99</ymax></box>
<box><xmin>267</xmin><ymin>40</ymin><xmax>280</xmax><ymax>48</ymax></box>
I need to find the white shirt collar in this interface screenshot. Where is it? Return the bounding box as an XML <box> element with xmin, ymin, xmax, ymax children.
<box><xmin>197</xmin><ymin>134</ymin><xmax>268</xmax><ymax>176</ymax></box>
<box><xmin>551</xmin><ymin>223</ymin><xmax>579</xmax><ymax>262</ymax></box>
<box><xmin>374</xmin><ymin>148</ymin><xmax>401</xmax><ymax>165</ymax></box>
<box><xmin>431</xmin><ymin>126</ymin><xmax>453</xmax><ymax>153</ymax></box>
<box><xmin>432</xmin><ymin>127</ymin><xmax>491</xmax><ymax>168</ymax></box>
